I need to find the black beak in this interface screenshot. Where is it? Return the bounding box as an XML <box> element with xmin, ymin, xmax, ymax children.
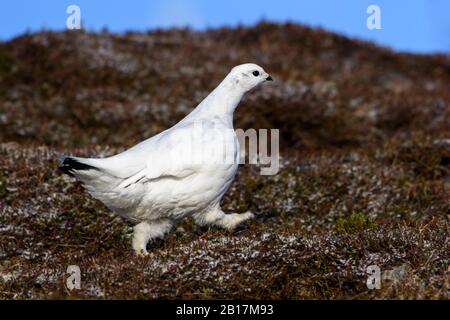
<box><xmin>266</xmin><ymin>75</ymin><xmax>273</xmax><ymax>81</ymax></box>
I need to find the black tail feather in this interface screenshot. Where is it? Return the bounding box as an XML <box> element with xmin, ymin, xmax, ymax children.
<box><xmin>58</xmin><ymin>156</ymin><xmax>97</xmax><ymax>177</ymax></box>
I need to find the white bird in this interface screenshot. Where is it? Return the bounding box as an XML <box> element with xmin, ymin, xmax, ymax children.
<box><xmin>59</xmin><ymin>63</ymin><xmax>273</xmax><ymax>255</ymax></box>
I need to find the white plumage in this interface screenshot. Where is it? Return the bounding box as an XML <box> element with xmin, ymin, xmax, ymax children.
<box><xmin>59</xmin><ymin>63</ymin><xmax>273</xmax><ymax>255</ymax></box>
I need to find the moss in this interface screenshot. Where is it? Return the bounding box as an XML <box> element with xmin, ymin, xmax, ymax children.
<box><xmin>0</xmin><ymin>176</ymin><xmax>8</xmax><ymax>198</ymax></box>
<box><xmin>195</xmin><ymin>287</ymin><xmax>216</xmax><ymax>299</ymax></box>
<box><xmin>336</xmin><ymin>212</ymin><xmax>377</xmax><ymax>235</ymax></box>
<box><xmin>316</xmin><ymin>279</ymin><xmax>335</xmax><ymax>299</ymax></box>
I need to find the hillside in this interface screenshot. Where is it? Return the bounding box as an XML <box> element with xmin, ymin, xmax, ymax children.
<box><xmin>0</xmin><ymin>23</ymin><xmax>449</xmax><ymax>299</ymax></box>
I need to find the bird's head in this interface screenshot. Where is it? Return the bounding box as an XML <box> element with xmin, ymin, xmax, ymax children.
<box><xmin>226</xmin><ymin>63</ymin><xmax>273</xmax><ymax>92</ymax></box>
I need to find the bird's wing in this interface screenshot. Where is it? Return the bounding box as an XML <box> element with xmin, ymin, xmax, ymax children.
<box><xmin>117</xmin><ymin>126</ymin><xmax>203</xmax><ymax>188</ymax></box>
<box><xmin>78</xmin><ymin>126</ymin><xmax>200</xmax><ymax>190</ymax></box>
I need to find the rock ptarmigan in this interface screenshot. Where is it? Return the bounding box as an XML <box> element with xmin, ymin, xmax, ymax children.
<box><xmin>59</xmin><ymin>63</ymin><xmax>273</xmax><ymax>255</ymax></box>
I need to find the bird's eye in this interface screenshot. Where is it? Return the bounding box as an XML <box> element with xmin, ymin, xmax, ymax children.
<box><xmin>252</xmin><ymin>71</ymin><xmax>260</xmax><ymax>77</ymax></box>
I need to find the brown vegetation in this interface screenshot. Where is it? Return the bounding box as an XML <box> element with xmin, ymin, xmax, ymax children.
<box><xmin>0</xmin><ymin>23</ymin><xmax>449</xmax><ymax>299</ymax></box>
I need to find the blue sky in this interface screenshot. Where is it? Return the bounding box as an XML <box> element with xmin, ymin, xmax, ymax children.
<box><xmin>1</xmin><ymin>0</ymin><xmax>449</xmax><ymax>53</ymax></box>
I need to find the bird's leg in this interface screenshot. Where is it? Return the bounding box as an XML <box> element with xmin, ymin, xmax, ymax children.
<box><xmin>194</xmin><ymin>206</ymin><xmax>254</xmax><ymax>230</ymax></box>
<box><xmin>132</xmin><ymin>219</ymin><xmax>172</xmax><ymax>256</ymax></box>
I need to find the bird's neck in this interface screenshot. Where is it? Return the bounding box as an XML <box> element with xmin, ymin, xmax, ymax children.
<box><xmin>195</xmin><ymin>77</ymin><xmax>245</xmax><ymax>122</ymax></box>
